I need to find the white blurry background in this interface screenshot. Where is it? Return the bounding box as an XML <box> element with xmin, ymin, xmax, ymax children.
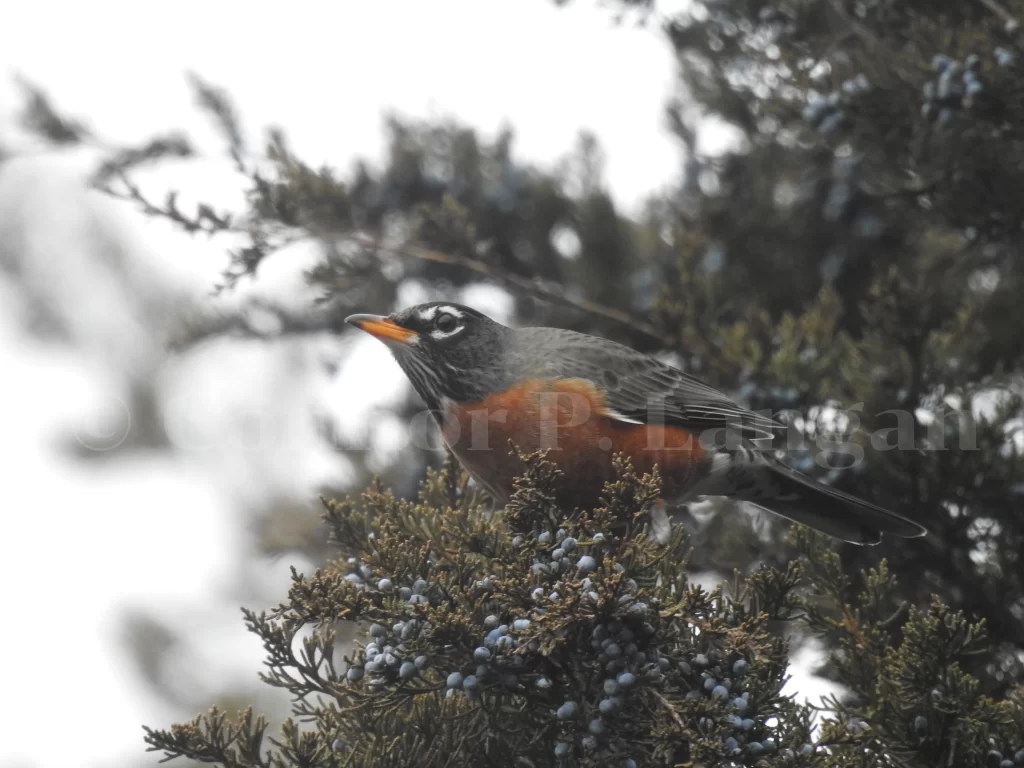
<box><xmin>0</xmin><ymin>2</ymin><xmax>838</xmax><ymax>766</ymax></box>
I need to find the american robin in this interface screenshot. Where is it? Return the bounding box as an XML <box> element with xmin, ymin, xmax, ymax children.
<box><xmin>346</xmin><ymin>302</ymin><xmax>926</xmax><ymax>545</ymax></box>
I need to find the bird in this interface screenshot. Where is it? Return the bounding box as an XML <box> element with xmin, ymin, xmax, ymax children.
<box><xmin>346</xmin><ymin>302</ymin><xmax>927</xmax><ymax>545</ymax></box>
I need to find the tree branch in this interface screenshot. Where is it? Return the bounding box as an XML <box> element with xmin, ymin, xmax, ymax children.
<box><xmin>98</xmin><ymin>172</ymin><xmax>672</xmax><ymax>347</ymax></box>
<box><xmin>355</xmin><ymin>236</ymin><xmax>672</xmax><ymax>346</ymax></box>
<box><xmin>975</xmin><ymin>0</ymin><xmax>1021</xmax><ymax>32</ymax></box>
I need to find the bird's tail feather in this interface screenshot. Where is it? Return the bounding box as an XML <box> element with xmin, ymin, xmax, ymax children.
<box><xmin>740</xmin><ymin>461</ymin><xmax>927</xmax><ymax>545</ymax></box>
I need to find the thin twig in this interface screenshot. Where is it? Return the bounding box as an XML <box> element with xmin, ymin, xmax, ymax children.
<box><xmin>824</xmin><ymin>0</ymin><xmax>920</xmax><ymax>79</ymax></box>
<box><xmin>99</xmin><ymin>172</ymin><xmax>672</xmax><ymax>346</ymax></box>
<box><xmin>357</xmin><ymin>236</ymin><xmax>672</xmax><ymax>346</ymax></box>
<box><xmin>102</xmin><ymin>172</ymin><xmax>234</xmax><ymax>235</ymax></box>
<box><xmin>975</xmin><ymin>0</ymin><xmax>1020</xmax><ymax>29</ymax></box>
<box><xmin>649</xmin><ymin>688</ymin><xmax>688</xmax><ymax>731</ymax></box>
<box><xmin>167</xmin><ymin>300</ymin><xmax>351</xmax><ymax>351</ymax></box>
<box><xmin>864</xmin><ymin>174</ymin><xmax>947</xmax><ymax>200</ymax></box>
<box><xmin>825</xmin><ymin>0</ymin><xmax>885</xmax><ymax>51</ymax></box>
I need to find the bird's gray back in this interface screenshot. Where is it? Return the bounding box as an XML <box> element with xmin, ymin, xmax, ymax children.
<box><xmin>506</xmin><ymin>326</ymin><xmax>778</xmax><ymax>438</ymax></box>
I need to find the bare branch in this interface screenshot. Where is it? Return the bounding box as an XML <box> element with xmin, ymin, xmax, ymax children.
<box><xmin>355</xmin><ymin>235</ymin><xmax>672</xmax><ymax>346</ymax></box>
<box><xmin>975</xmin><ymin>0</ymin><xmax>1021</xmax><ymax>31</ymax></box>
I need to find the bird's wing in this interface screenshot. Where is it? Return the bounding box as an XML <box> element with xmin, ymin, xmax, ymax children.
<box><xmin>605</xmin><ymin>359</ymin><xmax>779</xmax><ymax>440</ymax></box>
<box><xmin>513</xmin><ymin>328</ymin><xmax>781</xmax><ymax>441</ymax></box>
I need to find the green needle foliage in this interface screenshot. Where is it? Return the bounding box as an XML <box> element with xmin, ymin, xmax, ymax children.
<box><xmin>143</xmin><ymin>454</ymin><xmax>1024</xmax><ymax>767</ymax></box>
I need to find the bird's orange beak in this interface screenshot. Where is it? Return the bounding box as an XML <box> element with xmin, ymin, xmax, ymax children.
<box><xmin>345</xmin><ymin>313</ymin><xmax>418</xmax><ymax>345</ymax></box>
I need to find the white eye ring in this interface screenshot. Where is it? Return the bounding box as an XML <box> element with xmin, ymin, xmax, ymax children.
<box><xmin>435</xmin><ymin>312</ymin><xmax>459</xmax><ymax>333</ymax></box>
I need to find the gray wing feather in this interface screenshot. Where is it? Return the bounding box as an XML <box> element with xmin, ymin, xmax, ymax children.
<box><xmin>512</xmin><ymin>328</ymin><xmax>780</xmax><ymax>440</ymax></box>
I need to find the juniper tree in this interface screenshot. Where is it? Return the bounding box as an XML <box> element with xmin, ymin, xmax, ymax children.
<box><xmin>595</xmin><ymin>0</ymin><xmax>1024</xmax><ymax>695</ymax></box>
<box><xmin>140</xmin><ymin>454</ymin><xmax>1024</xmax><ymax>767</ymax></box>
<box><xmin>11</xmin><ymin>0</ymin><xmax>1024</xmax><ymax>764</ymax></box>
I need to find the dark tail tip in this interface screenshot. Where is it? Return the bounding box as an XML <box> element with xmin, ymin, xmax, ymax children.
<box><xmin>761</xmin><ymin>464</ymin><xmax>927</xmax><ymax>545</ymax></box>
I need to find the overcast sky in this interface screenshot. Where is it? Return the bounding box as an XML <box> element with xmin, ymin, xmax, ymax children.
<box><xmin>1</xmin><ymin>0</ymin><xmax>684</xmax><ymax>212</ymax></box>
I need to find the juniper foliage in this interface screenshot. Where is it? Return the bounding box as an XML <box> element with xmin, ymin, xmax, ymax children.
<box><xmin>143</xmin><ymin>454</ymin><xmax>1023</xmax><ymax>767</ymax></box>
<box><xmin>617</xmin><ymin>0</ymin><xmax>1024</xmax><ymax>693</ymax></box>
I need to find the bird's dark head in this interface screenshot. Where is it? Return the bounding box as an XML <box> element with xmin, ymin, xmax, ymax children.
<box><xmin>345</xmin><ymin>302</ymin><xmax>514</xmax><ymax>409</ymax></box>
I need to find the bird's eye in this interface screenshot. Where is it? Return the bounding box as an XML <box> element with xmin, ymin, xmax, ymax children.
<box><xmin>435</xmin><ymin>312</ymin><xmax>459</xmax><ymax>333</ymax></box>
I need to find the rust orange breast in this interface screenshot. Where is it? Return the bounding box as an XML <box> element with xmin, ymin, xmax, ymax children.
<box><xmin>439</xmin><ymin>378</ymin><xmax>707</xmax><ymax>508</ymax></box>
